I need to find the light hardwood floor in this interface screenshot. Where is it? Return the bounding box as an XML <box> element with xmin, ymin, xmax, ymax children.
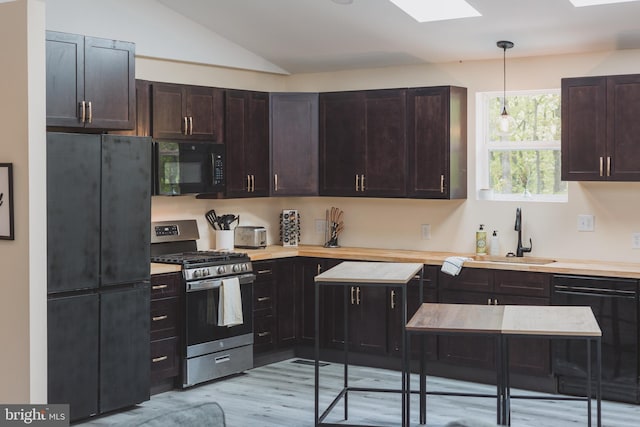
<box><xmin>79</xmin><ymin>358</ymin><xmax>640</xmax><ymax>426</ymax></box>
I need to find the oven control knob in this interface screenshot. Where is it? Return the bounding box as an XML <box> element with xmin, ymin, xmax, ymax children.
<box><xmin>202</xmin><ymin>268</ymin><xmax>210</xmax><ymax>277</ymax></box>
<box><xmin>217</xmin><ymin>266</ymin><xmax>225</xmax><ymax>274</ymax></box>
<box><xmin>193</xmin><ymin>270</ymin><xmax>201</xmax><ymax>278</ymax></box>
<box><xmin>241</xmin><ymin>263</ymin><xmax>248</xmax><ymax>271</ymax></box>
<box><xmin>232</xmin><ymin>264</ymin><xmax>240</xmax><ymax>273</ymax></box>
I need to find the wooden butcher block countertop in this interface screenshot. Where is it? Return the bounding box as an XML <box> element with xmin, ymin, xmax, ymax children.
<box><xmin>243</xmin><ymin>245</ymin><xmax>640</xmax><ymax>279</ymax></box>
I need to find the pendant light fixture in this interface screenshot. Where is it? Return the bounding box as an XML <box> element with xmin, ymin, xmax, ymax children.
<box><xmin>497</xmin><ymin>40</ymin><xmax>515</xmax><ymax>135</ymax></box>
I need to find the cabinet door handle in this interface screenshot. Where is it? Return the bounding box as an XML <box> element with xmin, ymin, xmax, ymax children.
<box><xmin>80</xmin><ymin>101</ymin><xmax>86</xmax><ymax>123</ymax></box>
<box><xmin>274</xmin><ymin>174</ymin><xmax>278</xmax><ymax>192</ymax></box>
<box><xmin>494</xmin><ymin>299</ymin><xmax>499</xmax><ymax>305</ymax></box>
<box><xmin>350</xmin><ymin>286</ymin><xmax>355</xmax><ymax>304</ymax></box>
<box><xmin>87</xmin><ymin>101</ymin><xmax>93</xmax><ymax>124</ymax></box>
<box><xmin>246</xmin><ymin>175</ymin><xmax>251</xmax><ymax>191</ymax></box>
<box><xmin>152</xmin><ymin>315</ymin><xmax>168</xmax><ymax>321</ymax></box>
<box><xmin>257</xmin><ymin>296</ymin><xmax>271</xmax><ymax>302</ymax></box>
<box><xmin>607</xmin><ymin>156</ymin><xmax>611</xmax><ymax>177</ymax></box>
<box><xmin>317</xmin><ymin>264</ymin><xmax>321</xmax><ymax>275</ymax></box>
<box><xmin>355</xmin><ymin>174</ymin><xmax>360</xmax><ymax>191</ymax></box>
<box><xmin>189</xmin><ymin>116</ymin><xmax>193</xmax><ymax>135</ymax></box>
<box><xmin>184</xmin><ymin>117</ymin><xmax>189</xmax><ymax>135</ymax></box>
<box><xmin>361</xmin><ymin>174</ymin><xmax>365</xmax><ymax>191</ymax></box>
<box><xmin>440</xmin><ymin>175</ymin><xmax>445</xmax><ymax>193</ymax></box>
<box><xmin>356</xmin><ymin>286</ymin><xmax>361</xmax><ymax>305</ymax></box>
<box><xmin>152</xmin><ymin>284</ymin><xmax>168</xmax><ymax>290</ymax></box>
<box><xmin>390</xmin><ymin>289</ymin><xmax>396</xmax><ymax>309</ymax></box>
<box><xmin>251</xmin><ymin>175</ymin><xmax>255</xmax><ymax>192</ymax></box>
<box><xmin>487</xmin><ymin>298</ymin><xmax>492</xmax><ymax>305</ymax></box>
<box><xmin>152</xmin><ymin>355</ymin><xmax>168</xmax><ymax>363</ymax></box>
<box><xmin>599</xmin><ymin>157</ymin><xmax>604</xmax><ymax>176</ymax></box>
<box><xmin>257</xmin><ymin>331</ymin><xmax>271</xmax><ymax>337</ymax></box>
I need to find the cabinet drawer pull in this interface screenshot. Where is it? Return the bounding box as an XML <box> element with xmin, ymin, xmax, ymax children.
<box><xmin>599</xmin><ymin>157</ymin><xmax>604</xmax><ymax>177</ymax></box>
<box><xmin>189</xmin><ymin>116</ymin><xmax>193</xmax><ymax>135</ymax></box>
<box><xmin>257</xmin><ymin>331</ymin><xmax>271</xmax><ymax>337</ymax></box>
<box><xmin>351</xmin><ymin>286</ymin><xmax>355</xmax><ymax>304</ymax></box>
<box><xmin>184</xmin><ymin>117</ymin><xmax>188</xmax><ymax>135</ymax></box>
<box><xmin>390</xmin><ymin>289</ymin><xmax>396</xmax><ymax>309</ymax></box>
<box><xmin>251</xmin><ymin>174</ymin><xmax>256</xmax><ymax>192</ymax></box>
<box><xmin>87</xmin><ymin>101</ymin><xmax>93</xmax><ymax>124</ymax></box>
<box><xmin>361</xmin><ymin>174</ymin><xmax>365</xmax><ymax>191</ymax></box>
<box><xmin>607</xmin><ymin>156</ymin><xmax>611</xmax><ymax>177</ymax></box>
<box><xmin>355</xmin><ymin>174</ymin><xmax>360</xmax><ymax>191</ymax></box>
<box><xmin>152</xmin><ymin>315</ymin><xmax>168</xmax><ymax>321</ymax></box>
<box><xmin>152</xmin><ymin>284</ymin><xmax>168</xmax><ymax>290</ymax></box>
<box><xmin>440</xmin><ymin>175</ymin><xmax>445</xmax><ymax>193</ymax></box>
<box><xmin>356</xmin><ymin>286</ymin><xmax>361</xmax><ymax>305</ymax></box>
<box><xmin>274</xmin><ymin>173</ymin><xmax>278</xmax><ymax>191</ymax></box>
<box><xmin>152</xmin><ymin>355</ymin><xmax>168</xmax><ymax>363</ymax></box>
<box><xmin>80</xmin><ymin>100</ymin><xmax>86</xmax><ymax>123</ymax></box>
<box><xmin>257</xmin><ymin>269</ymin><xmax>272</xmax><ymax>274</ymax></box>
<box><xmin>257</xmin><ymin>297</ymin><xmax>271</xmax><ymax>302</ymax></box>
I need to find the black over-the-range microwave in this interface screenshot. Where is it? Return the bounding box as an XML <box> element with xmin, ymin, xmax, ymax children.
<box><xmin>153</xmin><ymin>140</ymin><xmax>225</xmax><ymax>196</ymax></box>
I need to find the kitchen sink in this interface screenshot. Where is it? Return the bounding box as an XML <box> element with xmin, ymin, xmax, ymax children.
<box><xmin>473</xmin><ymin>255</ymin><xmax>556</xmax><ymax>265</ymax></box>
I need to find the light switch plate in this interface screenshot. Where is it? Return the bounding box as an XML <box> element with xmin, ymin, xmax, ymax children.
<box><xmin>577</xmin><ymin>214</ymin><xmax>595</xmax><ymax>232</ymax></box>
<box><xmin>315</xmin><ymin>219</ymin><xmax>326</xmax><ymax>234</ymax></box>
<box><xmin>632</xmin><ymin>233</ymin><xmax>640</xmax><ymax>249</ymax></box>
<box><xmin>421</xmin><ymin>224</ymin><xmax>431</xmax><ymax>240</ymax></box>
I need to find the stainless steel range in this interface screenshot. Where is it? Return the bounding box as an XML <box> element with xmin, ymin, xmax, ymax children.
<box><xmin>151</xmin><ymin>220</ymin><xmax>255</xmax><ymax>388</ymax></box>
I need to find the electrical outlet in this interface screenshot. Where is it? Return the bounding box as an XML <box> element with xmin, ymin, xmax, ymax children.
<box><xmin>577</xmin><ymin>214</ymin><xmax>595</xmax><ymax>232</ymax></box>
<box><xmin>632</xmin><ymin>233</ymin><xmax>640</xmax><ymax>249</ymax></box>
<box><xmin>315</xmin><ymin>219</ymin><xmax>326</xmax><ymax>234</ymax></box>
<box><xmin>421</xmin><ymin>224</ymin><xmax>431</xmax><ymax>240</ymax></box>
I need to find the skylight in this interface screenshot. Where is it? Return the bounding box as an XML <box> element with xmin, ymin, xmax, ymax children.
<box><xmin>569</xmin><ymin>0</ymin><xmax>640</xmax><ymax>6</ymax></box>
<box><xmin>388</xmin><ymin>0</ymin><xmax>481</xmax><ymax>23</ymax></box>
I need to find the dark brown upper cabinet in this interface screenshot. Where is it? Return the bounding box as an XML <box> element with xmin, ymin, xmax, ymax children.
<box><xmin>270</xmin><ymin>93</ymin><xmax>319</xmax><ymax>196</ymax></box>
<box><xmin>562</xmin><ymin>74</ymin><xmax>640</xmax><ymax>181</ymax></box>
<box><xmin>225</xmin><ymin>90</ymin><xmax>270</xmax><ymax>198</ymax></box>
<box><xmin>46</xmin><ymin>31</ymin><xmax>135</xmax><ymax>130</ymax></box>
<box><xmin>319</xmin><ymin>89</ymin><xmax>407</xmax><ymax>197</ymax></box>
<box><xmin>151</xmin><ymin>82</ymin><xmax>224</xmax><ymax>141</ymax></box>
<box><xmin>406</xmin><ymin>86</ymin><xmax>467</xmax><ymax>199</ymax></box>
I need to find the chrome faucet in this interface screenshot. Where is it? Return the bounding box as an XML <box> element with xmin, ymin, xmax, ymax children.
<box><xmin>515</xmin><ymin>207</ymin><xmax>532</xmax><ymax>257</ymax></box>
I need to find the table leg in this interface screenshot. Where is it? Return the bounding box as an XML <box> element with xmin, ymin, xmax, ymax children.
<box><xmin>402</xmin><ymin>287</ymin><xmax>407</xmax><ymax>427</ymax></box>
<box><xmin>496</xmin><ymin>334</ymin><xmax>502</xmax><ymax>425</ymax></box>
<box><xmin>405</xmin><ymin>329</ymin><xmax>411</xmax><ymax>427</ymax></box>
<box><xmin>587</xmin><ymin>338</ymin><xmax>592</xmax><ymax>427</ymax></box>
<box><xmin>596</xmin><ymin>337</ymin><xmax>602</xmax><ymax>427</ymax></box>
<box><xmin>314</xmin><ymin>282</ymin><xmax>319</xmax><ymax>427</ymax></box>
<box><xmin>503</xmin><ymin>335</ymin><xmax>511</xmax><ymax>426</ymax></box>
<box><xmin>344</xmin><ymin>285</ymin><xmax>349</xmax><ymax>421</ymax></box>
<box><xmin>420</xmin><ymin>335</ymin><xmax>426</xmax><ymax>425</ymax></box>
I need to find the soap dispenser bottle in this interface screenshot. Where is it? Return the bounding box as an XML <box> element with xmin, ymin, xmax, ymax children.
<box><xmin>476</xmin><ymin>224</ymin><xmax>487</xmax><ymax>255</ymax></box>
<box><xmin>490</xmin><ymin>230</ymin><xmax>500</xmax><ymax>256</ymax></box>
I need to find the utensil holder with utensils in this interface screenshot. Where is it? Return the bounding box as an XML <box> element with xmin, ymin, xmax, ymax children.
<box><xmin>324</xmin><ymin>207</ymin><xmax>343</xmax><ymax>248</ymax></box>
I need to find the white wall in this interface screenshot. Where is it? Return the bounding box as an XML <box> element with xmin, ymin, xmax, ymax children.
<box><xmin>45</xmin><ymin>0</ymin><xmax>288</xmax><ymax>75</ymax></box>
<box><xmin>146</xmin><ymin>49</ymin><xmax>640</xmax><ymax>263</ymax></box>
<box><xmin>0</xmin><ymin>0</ymin><xmax>47</xmax><ymax>403</ymax></box>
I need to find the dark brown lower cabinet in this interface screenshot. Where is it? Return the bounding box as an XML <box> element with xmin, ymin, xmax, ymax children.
<box><xmin>150</xmin><ymin>272</ymin><xmax>182</xmax><ymax>392</ymax></box>
<box><xmin>388</xmin><ymin>266</ymin><xmax>439</xmax><ymax>360</ymax></box>
<box><xmin>438</xmin><ymin>268</ymin><xmax>551</xmax><ymax>376</ymax></box>
<box><xmin>252</xmin><ymin>261</ymin><xmax>277</xmax><ymax>354</ymax></box>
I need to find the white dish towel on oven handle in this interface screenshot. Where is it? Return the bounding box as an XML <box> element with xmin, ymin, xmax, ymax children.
<box><xmin>218</xmin><ymin>277</ymin><xmax>244</xmax><ymax>327</ymax></box>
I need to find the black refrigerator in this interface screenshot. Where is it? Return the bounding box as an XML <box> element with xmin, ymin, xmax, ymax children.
<box><xmin>47</xmin><ymin>133</ymin><xmax>151</xmax><ymax>421</ymax></box>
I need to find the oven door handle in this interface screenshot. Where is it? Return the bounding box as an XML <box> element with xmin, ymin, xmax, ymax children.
<box><xmin>187</xmin><ymin>273</ymin><xmax>256</xmax><ymax>292</ymax></box>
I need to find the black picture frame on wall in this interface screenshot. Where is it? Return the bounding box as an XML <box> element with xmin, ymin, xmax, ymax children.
<box><xmin>0</xmin><ymin>163</ymin><xmax>14</xmax><ymax>240</ymax></box>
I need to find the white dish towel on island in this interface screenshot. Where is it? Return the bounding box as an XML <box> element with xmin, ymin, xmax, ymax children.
<box><xmin>218</xmin><ymin>277</ymin><xmax>243</xmax><ymax>327</ymax></box>
<box><xmin>441</xmin><ymin>256</ymin><xmax>473</xmax><ymax>277</ymax></box>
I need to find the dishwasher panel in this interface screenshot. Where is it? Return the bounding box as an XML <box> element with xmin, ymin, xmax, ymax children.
<box><xmin>552</xmin><ymin>274</ymin><xmax>639</xmax><ymax>403</ymax></box>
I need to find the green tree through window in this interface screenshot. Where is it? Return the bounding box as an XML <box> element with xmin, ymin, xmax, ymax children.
<box><xmin>478</xmin><ymin>90</ymin><xmax>567</xmax><ymax>202</ymax></box>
